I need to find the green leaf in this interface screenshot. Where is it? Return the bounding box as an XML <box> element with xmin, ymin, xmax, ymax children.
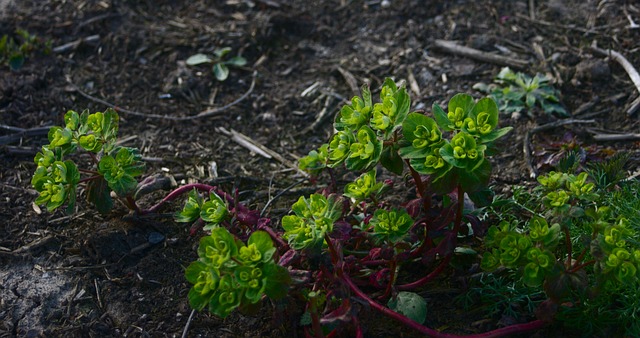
<box><xmin>380</xmin><ymin>145</ymin><xmax>404</xmax><ymax>175</ymax></box>
<box><xmin>402</xmin><ymin>113</ymin><xmax>441</xmax><ymax>148</ymax></box>
<box><xmin>8</xmin><ymin>53</ymin><xmax>24</xmax><ymax>70</ymax></box>
<box><xmin>101</xmin><ymin>108</ymin><xmax>120</xmax><ymax>142</ymax></box>
<box><xmin>361</xmin><ymin>83</ymin><xmax>372</xmax><ymax>108</ymax></box>
<box><xmin>186</xmin><ymin>53</ymin><xmax>213</xmax><ymax>66</ymax></box>
<box><xmin>398</xmin><ymin>144</ymin><xmax>431</xmax><ymax>159</ymax></box>
<box><xmin>382</xmin><ymin>77</ymin><xmax>398</xmax><ymax>92</ymax></box>
<box><xmin>213</xmin><ymin>62</ymin><xmax>229</xmax><ymax>81</ymax></box>
<box><xmin>175</xmin><ymin>188</ymin><xmax>204</xmax><ymax>223</ymax></box>
<box><xmin>387</xmin><ymin>292</ymin><xmax>427</xmax><ymax>324</ymax></box>
<box><xmin>86</xmin><ymin>176</ymin><xmax>113</xmax><ymax>214</ymax></box>
<box><xmin>459</xmin><ymin>159</ymin><xmax>491</xmax><ymax>193</ymax></box>
<box><xmin>394</xmin><ymin>87</ymin><xmax>411</xmax><ymax>129</ymax></box>
<box><xmin>64</xmin><ymin>110</ymin><xmax>80</xmax><ymax>131</ymax></box>
<box><xmin>449</xmin><ymin>93</ymin><xmax>475</xmax><ymax>113</ymax></box>
<box><xmin>478</xmin><ymin>126</ymin><xmax>513</xmax><ymax>143</ymax></box>
<box><xmin>345</xmin><ymin>125</ymin><xmax>382</xmax><ymax>171</ymax></box>
<box><xmin>214</xmin><ymin>47</ymin><xmax>232</xmax><ymax>58</ymax></box>
<box><xmin>248</xmin><ymin>231</ymin><xmax>274</xmax><ymax>260</ymax></box>
<box><xmin>432</xmin><ymin>103</ymin><xmax>452</xmax><ymax>131</ymax></box>
<box><xmin>185</xmin><ymin>261</ymin><xmax>208</xmax><ymax>284</ymax></box>
<box><xmin>98</xmin><ymin>155</ymin><xmax>138</xmax><ymax>196</ymax></box>
<box><xmin>263</xmin><ymin>263</ymin><xmax>291</xmax><ymax>300</ymax></box>
<box><xmin>225</xmin><ymin>56</ymin><xmax>247</xmax><ymax>67</ymax></box>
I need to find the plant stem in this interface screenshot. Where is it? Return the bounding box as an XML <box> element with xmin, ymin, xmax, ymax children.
<box><xmin>325</xmin><ymin>233</ymin><xmax>340</xmax><ymax>265</ymax></box>
<box><xmin>569</xmin><ymin>259</ymin><xmax>595</xmax><ymax>273</ymax></box>
<box><xmin>563</xmin><ymin>226</ymin><xmax>572</xmax><ymax>269</ymax></box>
<box><xmin>396</xmin><ymin>254</ymin><xmax>451</xmax><ymax>290</ymax></box>
<box><xmin>258</xmin><ymin>223</ymin><xmax>288</xmax><ymax>249</ymax></box>
<box><xmin>78</xmin><ymin>175</ymin><xmax>102</xmax><ymax>184</ymax></box>
<box><xmin>142</xmin><ymin>183</ymin><xmax>216</xmax><ymax>214</ymax></box>
<box><xmin>126</xmin><ymin>195</ymin><xmax>141</xmax><ymax>213</ymax></box>
<box><xmin>381</xmin><ymin>259</ymin><xmax>397</xmax><ymax>299</ymax></box>
<box><xmin>341</xmin><ymin>265</ymin><xmax>548</xmax><ymax>337</ymax></box>
<box><xmin>404</xmin><ymin>160</ymin><xmax>428</xmax><ymax>199</ymax></box>
<box><xmin>78</xmin><ymin>168</ymin><xmax>100</xmax><ymax>175</ymax></box>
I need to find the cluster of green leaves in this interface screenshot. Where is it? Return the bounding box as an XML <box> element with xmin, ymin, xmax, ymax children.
<box><xmin>175</xmin><ymin>189</ymin><xmax>230</xmax><ymax>231</ymax></box>
<box><xmin>1</xmin><ymin>29</ymin><xmax>51</xmax><ymax>70</ymax></box>
<box><xmin>31</xmin><ymin>108</ymin><xmax>145</xmax><ymax>213</ymax></box>
<box><xmin>474</xmin><ymin>67</ymin><xmax>568</xmax><ymax>117</ymax></box>
<box><xmin>300</xmin><ymin>78</ymin><xmax>512</xmax><ymax>194</ymax></box>
<box><xmin>281</xmin><ymin>194</ymin><xmax>342</xmax><ymax>251</ymax></box>
<box><xmin>185</xmin><ymin>228</ymin><xmax>290</xmax><ymax>317</ymax></box>
<box><xmin>481</xmin><ymin>154</ymin><xmax>640</xmax><ymax>335</ymax></box>
<box><xmin>186</xmin><ymin>47</ymin><xmax>247</xmax><ymax>81</ymax></box>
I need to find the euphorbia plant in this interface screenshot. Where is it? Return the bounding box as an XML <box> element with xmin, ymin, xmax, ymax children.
<box><xmin>40</xmin><ymin>78</ymin><xmax>624</xmax><ymax>336</ymax></box>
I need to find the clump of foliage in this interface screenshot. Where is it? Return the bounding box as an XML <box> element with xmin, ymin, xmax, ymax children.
<box><xmin>0</xmin><ymin>29</ymin><xmax>51</xmax><ymax>70</ymax></box>
<box><xmin>32</xmin><ymin>76</ymin><xmax>638</xmax><ymax>337</ymax></box>
<box><xmin>186</xmin><ymin>47</ymin><xmax>247</xmax><ymax>81</ymax></box>
<box><xmin>480</xmin><ymin>152</ymin><xmax>640</xmax><ymax>336</ymax></box>
<box><xmin>474</xmin><ymin>67</ymin><xmax>568</xmax><ymax>118</ymax></box>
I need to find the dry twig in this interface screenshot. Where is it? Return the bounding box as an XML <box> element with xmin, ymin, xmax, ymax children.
<box><xmin>434</xmin><ymin>39</ymin><xmax>529</xmax><ymax>69</ymax></box>
<box><xmin>218</xmin><ymin>127</ymin><xmax>308</xmax><ymax>177</ymax></box>
<box><xmin>591</xmin><ymin>42</ymin><xmax>640</xmax><ymax>115</ymax></box>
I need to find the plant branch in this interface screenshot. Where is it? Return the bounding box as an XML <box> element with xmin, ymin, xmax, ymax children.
<box><xmin>341</xmin><ymin>264</ymin><xmax>548</xmax><ymax>337</ymax></box>
<box><xmin>142</xmin><ymin>183</ymin><xmax>216</xmax><ymax>214</ymax></box>
<box><xmin>569</xmin><ymin>259</ymin><xmax>595</xmax><ymax>273</ymax></box>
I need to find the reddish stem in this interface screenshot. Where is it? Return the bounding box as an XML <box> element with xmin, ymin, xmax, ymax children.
<box><xmin>569</xmin><ymin>259</ymin><xmax>595</xmax><ymax>273</ymax></box>
<box><xmin>340</xmin><ymin>266</ymin><xmax>548</xmax><ymax>337</ymax></box>
<box><xmin>405</xmin><ymin>160</ymin><xmax>430</xmax><ymax>211</ymax></box>
<box><xmin>396</xmin><ymin>254</ymin><xmax>452</xmax><ymax>290</ymax></box>
<box><xmin>381</xmin><ymin>259</ymin><xmax>397</xmax><ymax>299</ymax></box>
<box><xmin>258</xmin><ymin>223</ymin><xmax>288</xmax><ymax>249</ymax></box>
<box><xmin>142</xmin><ymin>183</ymin><xmax>218</xmax><ymax>214</ymax></box>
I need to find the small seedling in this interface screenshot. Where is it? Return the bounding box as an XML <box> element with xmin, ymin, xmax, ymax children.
<box><xmin>474</xmin><ymin>67</ymin><xmax>568</xmax><ymax>118</ymax></box>
<box><xmin>186</xmin><ymin>47</ymin><xmax>247</xmax><ymax>81</ymax></box>
<box><xmin>0</xmin><ymin>29</ymin><xmax>51</xmax><ymax>70</ymax></box>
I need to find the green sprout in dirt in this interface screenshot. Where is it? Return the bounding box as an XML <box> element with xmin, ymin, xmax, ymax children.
<box><xmin>185</xmin><ymin>228</ymin><xmax>290</xmax><ymax>318</ymax></box>
<box><xmin>473</xmin><ymin>67</ymin><xmax>568</xmax><ymax>118</ymax></box>
<box><xmin>0</xmin><ymin>29</ymin><xmax>51</xmax><ymax>70</ymax></box>
<box><xmin>186</xmin><ymin>47</ymin><xmax>247</xmax><ymax>81</ymax></box>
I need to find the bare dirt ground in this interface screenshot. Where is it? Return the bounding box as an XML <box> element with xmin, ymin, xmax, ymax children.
<box><xmin>1</xmin><ymin>0</ymin><xmax>639</xmax><ymax>337</ymax></box>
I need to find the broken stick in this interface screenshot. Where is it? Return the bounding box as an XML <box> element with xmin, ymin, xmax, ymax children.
<box><xmin>434</xmin><ymin>39</ymin><xmax>529</xmax><ymax>69</ymax></box>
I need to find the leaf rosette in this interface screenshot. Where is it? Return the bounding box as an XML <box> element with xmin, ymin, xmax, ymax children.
<box><xmin>186</xmin><ymin>228</ymin><xmax>290</xmax><ymax>318</ymax></box>
<box><xmin>282</xmin><ymin>194</ymin><xmax>342</xmax><ymax>250</ymax></box>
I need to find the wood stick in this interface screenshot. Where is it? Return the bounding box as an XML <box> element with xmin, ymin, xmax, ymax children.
<box><xmin>591</xmin><ymin>133</ymin><xmax>640</xmax><ymax>142</ymax></box>
<box><xmin>591</xmin><ymin>42</ymin><xmax>640</xmax><ymax>115</ymax></box>
<box><xmin>434</xmin><ymin>39</ymin><xmax>529</xmax><ymax>69</ymax></box>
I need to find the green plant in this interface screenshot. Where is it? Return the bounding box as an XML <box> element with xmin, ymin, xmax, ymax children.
<box><xmin>31</xmin><ymin>109</ymin><xmax>144</xmax><ymax>214</ymax></box>
<box><xmin>0</xmin><ymin>29</ymin><xmax>51</xmax><ymax>70</ymax></box>
<box><xmin>473</xmin><ymin>67</ymin><xmax>568</xmax><ymax>117</ymax></box>
<box><xmin>481</xmin><ymin>153</ymin><xmax>640</xmax><ymax>336</ymax></box>
<box><xmin>186</xmin><ymin>47</ymin><xmax>247</xmax><ymax>81</ymax></box>
<box><xmin>185</xmin><ymin>227</ymin><xmax>290</xmax><ymax>317</ymax></box>
<box><xmin>41</xmin><ymin>76</ymin><xmax>640</xmax><ymax>337</ymax></box>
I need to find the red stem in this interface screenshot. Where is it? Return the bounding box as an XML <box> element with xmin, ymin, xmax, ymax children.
<box><xmin>396</xmin><ymin>254</ymin><xmax>452</xmax><ymax>290</ymax></box>
<box><xmin>340</xmin><ymin>266</ymin><xmax>548</xmax><ymax>337</ymax></box>
<box><xmin>142</xmin><ymin>183</ymin><xmax>219</xmax><ymax>214</ymax></box>
<box><xmin>569</xmin><ymin>259</ymin><xmax>595</xmax><ymax>273</ymax></box>
<box><xmin>405</xmin><ymin>160</ymin><xmax>430</xmax><ymax>211</ymax></box>
<box><xmin>381</xmin><ymin>259</ymin><xmax>397</xmax><ymax>299</ymax></box>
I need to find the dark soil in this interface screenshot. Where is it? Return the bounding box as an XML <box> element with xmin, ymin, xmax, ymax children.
<box><xmin>1</xmin><ymin>0</ymin><xmax>639</xmax><ymax>337</ymax></box>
